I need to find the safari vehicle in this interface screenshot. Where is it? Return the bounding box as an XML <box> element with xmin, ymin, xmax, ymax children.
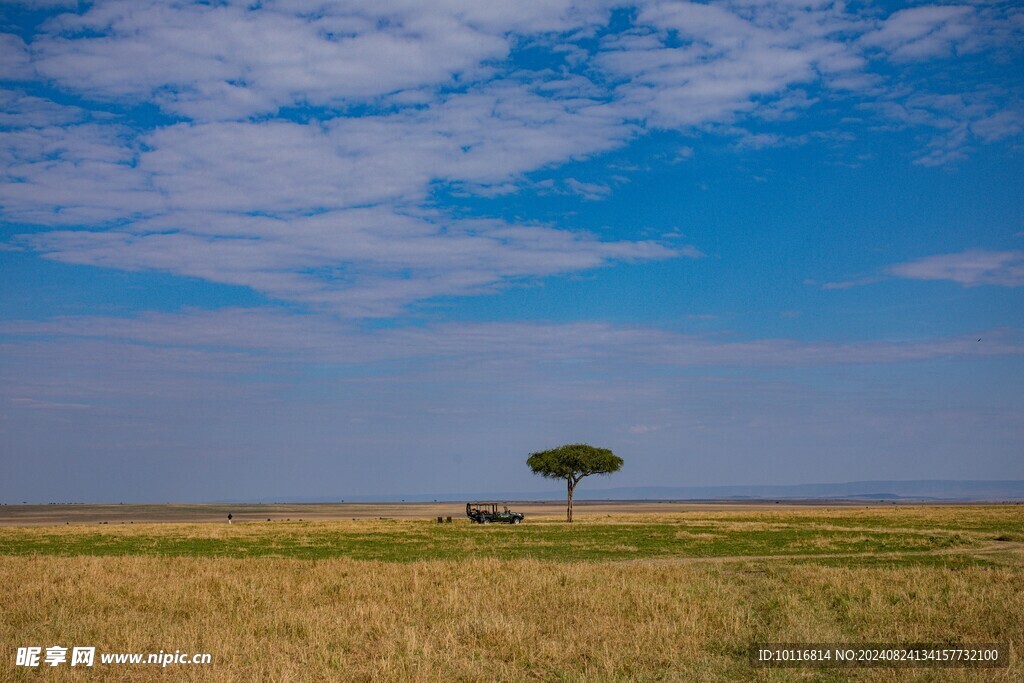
<box><xmin>466</xmin><ymin>502</ymin><xmax>524</xmax><ymax>524</ymax></box>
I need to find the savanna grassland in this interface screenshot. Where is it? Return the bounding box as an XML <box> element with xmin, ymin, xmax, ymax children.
<box><xmin>1</xmin><ymin>505</ymin><xmax>1021</xmax><ymax>682</ymax></box>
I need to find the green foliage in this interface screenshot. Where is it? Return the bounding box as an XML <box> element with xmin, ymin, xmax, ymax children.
<box><xmin>527</xmin><ymin>444</ymin><xmax>624</xmax><ymax>521</ymax></box>
<box><xmin>526</xmin><ymin>444</ymin><xmax>623</xmax><ymax>482</ymax></box>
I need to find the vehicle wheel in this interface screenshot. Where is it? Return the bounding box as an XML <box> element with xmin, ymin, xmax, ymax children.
<box><xmin>482</xmin><ymin>518</ymin><xmax>489</xmax><ymax>524</ymax></box>
<box><xmin>513</xmin><ymin>518</ymin><xmax>521</xmax><ymax>524</ymax></box>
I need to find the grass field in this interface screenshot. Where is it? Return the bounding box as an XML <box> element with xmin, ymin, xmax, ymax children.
<box><xmin>1</xmin><ymin>505</ymin><xmax>1021</xmax><ymax>681</ymax></box>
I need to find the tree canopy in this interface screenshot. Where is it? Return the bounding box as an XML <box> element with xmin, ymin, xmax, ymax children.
<box><xmin>527</xmin><ymin>444</ymin><xmax>623</xmax><ymax>522</ymax></box>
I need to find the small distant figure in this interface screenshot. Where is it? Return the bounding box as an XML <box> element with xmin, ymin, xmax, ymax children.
<box><xmin>227</xmin><ymin>513</ymin><xmax>233</xmax><ymax>525</ymax></box>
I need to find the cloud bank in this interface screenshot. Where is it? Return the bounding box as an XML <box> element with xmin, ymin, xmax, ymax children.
<box><xmin>2</xmin><ymin>1</ymin><xmax>1022</xmax><ymax>314</ymax></box>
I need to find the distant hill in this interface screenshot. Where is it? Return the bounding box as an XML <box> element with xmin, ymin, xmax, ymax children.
<box><xmin>572</xmin><ymin>480</ymin><xmax>1024</xmax><ymax>501</ymax></box>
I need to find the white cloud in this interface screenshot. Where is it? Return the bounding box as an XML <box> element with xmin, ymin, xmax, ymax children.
<box><xmin>31</xmin><ymin>0</ymin><xmax>613</xmax><ymax>120</ymax></box>
<box><xmin>0</xmin><ymin>79</ymin><xmax>640</xmax><ymax>206</ymax></box>
<box><xmin>1</xmin><ymin>79</ymin><xmax>666</xmax><ymax>314</ymax></box>
<box><xmin>889</xmin><ymin>250</ymin><xmax>1024</xmax><ymax>287</ymax></box>
<box><xmin>860</xmin><ymin>6</ymin><xmax>977</xmax><ymax>61</ymax></box>
<box><xmin>863</xmin><ymin>89</ymin><xmax>1024</xmax><ymax>167</ymax></box>
<box><xmin>629</xmin><ymin>424</ymin><xmax>661</xmax><ymax>434</ymax></box>
<box><xmin>2</xmin><ymin>0</ymin><xmax>1024</xmax><ymax>318</ymax></box>
<box><xmin>0</xmin><ymin>34</ymin><xmax>34</xmax><ymax>81</ymax></box>
<box><xmin>0</xmin><ymin>89</ymin><xmax>86</xmax><ymax>129</ymax></box>
<box><xmin>971</xmin><ymin>110</ymin><xmax>1024</xmax><ymax>143</ymax></box>
<box><xmin>530</xmin><ymin>177</ymin><xmax>616</xmax><ymax>200</ymax></box>
<box><xmin>824</xmin><ymin>249</ymin><xmax>1024</xmax><ymax>290</ymax></box>
<box><xmin>597</xmin><ymin>0</ymin><xmax>874</xmax><ymax>130</ymax></box>
<box><xmin>0</xmin><ymin>123</ymin><xmax>164</xmax><ymax>225</ymax></box>
<box><xmin>17</xmin><ymin>209</ymin><xmax>675</xmax><ymax>316</ymax></box>
<box><xmin>821</xmin><ymin>276</ymin><xmax>883</xmax><ymax>290</ymax></box>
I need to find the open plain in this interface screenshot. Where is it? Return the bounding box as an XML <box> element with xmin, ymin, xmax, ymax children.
<box><xmin>0</xmin><ymin>500</ymin><xmax>939</xmax><ymax>526</ymax></box>
<box><xmin>1</xmin><ymin>503</ymin><xmax>1021</xmax><ymax>681</ymax></box>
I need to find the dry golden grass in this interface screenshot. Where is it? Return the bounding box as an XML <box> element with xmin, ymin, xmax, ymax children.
<box><xmin>1</xmin><ymin>507</ymin><xmax>1021</xmax><ymax>681</ymax></box>
<box><xmin>2</xmin><ymin>557</ymin><xmax>1022</xmax><ymax>682</ymax></box>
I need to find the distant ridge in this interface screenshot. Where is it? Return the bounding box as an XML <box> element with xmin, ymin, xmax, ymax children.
<box><xmin>573</xmin><ymin>480</ymin><xmax>1024</xmax><ymax>501</ymax></box>
<box><xmin>235</xmin><ymin>480</ymin><xmax>1024</xmax><ymax>504</ymax></box>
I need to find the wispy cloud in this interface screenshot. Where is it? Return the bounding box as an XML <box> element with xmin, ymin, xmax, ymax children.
<box><xmin>860</xmin><ymin>6</ymin><xmax>978</xmax><ymax>61</ymax></box>
<box><xmin>628</xmin><ymin>424</ymin><xmax>662</xmax><ymax>435</ymax></box>
<box><xmin>889</xmin><ymin>250</ymin><xmax>1024</xmax><ymax>287</ymax></box>
<box><xmin>4</xmin><ymin>307</ymin><xmax>1022</xmax><ymax>500</ymax></box>
<box><xmin>865</xmin><ymin>90</ymin><xmax>1024</xmax><ymax>167</ymax></box>
<box><xmin>821</xmin><ymin>276</ymin><xmax>884</xmax><ymax>290</ymax></box>
<box><xmin>4</xmin><ymin>309</ymin><xmax>1020</xmax><ymax>371</ymax></box>
<box><xmin>9</xmin><ymin>397</ymin><xmax>92</xmax><ymax>411</ymax></box>
<box><xmin>821</xmin><ymin>249</ymin><xmax>1024</xmax><ymax>290</ymax></box>
<box><xmin>860</xmin><ymin>4</ymin><xmax>1024</xmax><ymax>63</ymax></box>
<box><xmin>17</xmin><ymin>211</ymin><xmax>675</xmax><ymax>316</ymax></box>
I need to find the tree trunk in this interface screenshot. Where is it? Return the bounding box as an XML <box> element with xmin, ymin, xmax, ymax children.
<box><xmin>566</xmin><ymin>477</ymin><xmax>575</xmax><ymax>523</ymax></box>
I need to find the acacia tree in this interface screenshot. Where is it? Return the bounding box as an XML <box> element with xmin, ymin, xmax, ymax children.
<box><xmin>527</xmin><ymin>444</ymin><xmax>623</xmax><ymax>522</ymax></box>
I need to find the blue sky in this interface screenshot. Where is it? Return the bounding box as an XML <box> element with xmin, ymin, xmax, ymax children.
<box><xmin>1</xmin><ymin>0</ymin><xmax>1022</xmax><ymax>502</ymax></box>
